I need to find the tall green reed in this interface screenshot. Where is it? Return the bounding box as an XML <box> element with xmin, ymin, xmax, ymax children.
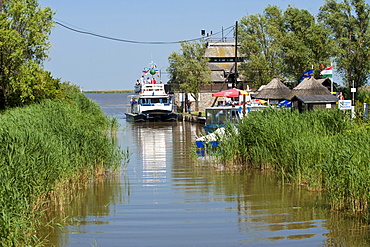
<box><xmin>218</xmin><ymin>108</ymin><xmax>370</xmax><ymax>215</ymax></box>
<box><xmin>0</xmin><ymin>92</ymin><xmax>127</xmax><ymax>246</ymax></box>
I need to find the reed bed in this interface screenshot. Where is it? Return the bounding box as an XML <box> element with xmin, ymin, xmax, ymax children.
<box><xmin>0</xmin><ymin>92</ymin><xmax>125</xmax><ymax>246</ymax></box>
<box><xmin>219</xmin><ymin>108</ymin><xmax>370</xmax><ymax>215</ymax></box>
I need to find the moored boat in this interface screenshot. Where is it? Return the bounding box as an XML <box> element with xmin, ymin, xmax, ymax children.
<box><xmin>203</xmin><ymin>104</ymin><xmax>268</xmax><ymax>133</ymax></box>
<box><xmin>203</xmin><ymin>106</ymin><xmax>241</xmax><ymax>134</ymax></box>
<box><xmin>196</xmin><ymin>127</ymin><xmax>225</xmax><ymax>148</ymax></box>
<box><xmin>125</xmin><ymin>62</ymin><xmax>178</xmax><ymax>122</ymax></box>
<box><xmin>196</xmin><ymin>126</ymin><xmax>238</xmax><ymax>149</ymax></box>
<box><xmin>125</xmin><ymin>83</ymin><xmax>178</xmax><ymax>122</ymax></box>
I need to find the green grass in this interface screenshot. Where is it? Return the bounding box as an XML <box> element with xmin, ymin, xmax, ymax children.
<box><xmin>0</xmin><ymin>92</ymin><xmax>127</xmax><ymax>246</ymax></box>
<box><xmin>217</xmin><ymin>108</ymin><xmax>370</xmax><ymax>215</ymax></box>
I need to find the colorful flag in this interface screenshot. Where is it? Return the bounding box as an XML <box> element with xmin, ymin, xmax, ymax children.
<box><xmin>320</xmin><ymin>66</ymin><xmax>332</xmax><ymax>78</ymax></box>
<box><xmin>142</xmin><ymin>67</ymin><xmax>150</xmax><ymax>75</ymax></box>
<box><xmin>300</xmin><ymin>69</ymin><xmax>314</xmax><ymax>81</ymax></box>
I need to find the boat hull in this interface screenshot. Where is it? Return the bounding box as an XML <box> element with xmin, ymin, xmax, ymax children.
<box><xmin>125</xmin><ymin>112</ymin><xmax>178</xmax><ymax>122</ymax></box>
<box><xmin>125</xmin><ymin>113</ymin><xmax>146</xmax><ymax>122</ymax></box>
<box><xmin>196</xmin><ymin>141</ymin><xmax>219</xmax><ymax>149</ymax></box>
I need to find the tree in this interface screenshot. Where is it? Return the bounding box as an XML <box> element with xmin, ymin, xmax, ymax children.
<box><xmin>238</xmin><ymin>6</ymin><xmax>285</xmax><ymax>87</ymax></box>
<box><xmin>318</xmin><ymin>0</ymin><xmax>370</xmax><ymax>88</ymax></box>
<box><xmin>167</xmin><ymin>40</ymin><xmax>212</xmax><ymax>111</ymax></box>
<box><xmin>9</xmin><ymin>61</ymin><xmax>61</xmax><ymax>106</ymax></box>
<box><xmin>279</xmin><ymin>6</ymin><xmax>335</xmax><ymax>82</ymax></box>
<box><xmin>0</xmin><ymin>0</ymin><xmax>55</xmax><ymax>109</ymax></box>
<box><xmin>238</xmin><ymin>5</ymin><xmax>334</xmax><ymax>87</ymax></box>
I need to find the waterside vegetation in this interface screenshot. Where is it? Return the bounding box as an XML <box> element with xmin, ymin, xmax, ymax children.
<box><xmin>217</xmin><ymin>108</ymin><xmax>370</xmax><ymax>216</ymax></box>
<box><xmin>0</xmin><ymin>91</ymin><xmax>127</xmax><ymax>246</ymax></box>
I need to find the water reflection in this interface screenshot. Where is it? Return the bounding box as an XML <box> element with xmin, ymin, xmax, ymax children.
<box><xmin>132</xmin><ymin>123</ymin><xmax>175</xmax><ymax>186</ymax></box>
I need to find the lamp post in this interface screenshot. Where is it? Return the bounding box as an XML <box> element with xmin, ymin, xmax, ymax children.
<box><xmin>234</xmin><ymin>21</ymin><xmax>238</xmax><ymax>89</ymax></box>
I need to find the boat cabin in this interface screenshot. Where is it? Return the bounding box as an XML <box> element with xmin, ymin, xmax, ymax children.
<box><xmin>204</xmin><ymin>106</ymin><xmax>241</xmax><ymax>133</ymax></box>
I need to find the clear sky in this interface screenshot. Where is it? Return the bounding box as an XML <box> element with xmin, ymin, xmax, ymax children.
<box><xmin>38</xmin><ymin>0</ymin><xmax>337</xmax><ymax>91</ymax></box>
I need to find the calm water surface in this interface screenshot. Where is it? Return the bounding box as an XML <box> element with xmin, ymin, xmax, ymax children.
<box><xmin>44</xmin><ymin>93</ymin><xmax>370</xmax><ymax>247</ymax></box>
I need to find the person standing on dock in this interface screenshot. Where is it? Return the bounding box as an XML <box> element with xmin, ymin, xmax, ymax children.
<box><xmin>186</xmin><ymin>100</ymin><xmax>192</xmax><ymax>114</ymax></box>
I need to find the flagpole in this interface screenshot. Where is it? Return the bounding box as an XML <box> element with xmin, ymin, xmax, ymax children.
<box><xmin>330</xmin><ymin>63</ymin><xmax>333</xmax><ymax>93</ymax></box>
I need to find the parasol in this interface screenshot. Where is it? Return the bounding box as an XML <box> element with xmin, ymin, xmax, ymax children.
<box><xmin>212</xmin><ymin>88</ymin><xmax>249</xmax><ymax>97</ymax></box>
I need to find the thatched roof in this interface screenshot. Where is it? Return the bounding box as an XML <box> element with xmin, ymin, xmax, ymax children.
<box><xmin>316</xmin><ymin>78</ymin><xmax>337</xmax><ymax>92</ymax></box>
<box><xmin>256</xmin><ymin>77</ymin><xmax>291</xmax><ymax>100</ymax></box>
<box><xmin>292</xmin><ymin>95</ymin><xmax>338</xmax><ymax>103</ymax></box>
<box><xmin>286</xmin><ymin>76</ymin><xmax>331</xmax><ymax>100</ymax></box>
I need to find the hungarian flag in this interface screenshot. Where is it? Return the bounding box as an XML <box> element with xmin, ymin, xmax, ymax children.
<box><xmin>320</xmin><ymin>66</ymin><xmax>333</xmax><ymax>78</ymax></box>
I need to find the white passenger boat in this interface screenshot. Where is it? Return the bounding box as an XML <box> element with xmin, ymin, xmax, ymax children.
<box><xmin>125</xmin><ymin>83</ymin><xmax>178</xmax><ymax>122</ymax></box>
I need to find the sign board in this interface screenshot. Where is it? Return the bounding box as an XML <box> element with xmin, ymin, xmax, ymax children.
<box><xmin>338</xmin><ymin>100</ymin><xmax>352</xmax><ymax>110</ymax></box>
<box><xmin>351</xmin><ymin>88</ymin><xmax>357</xmax><ymax>93</ymax></box>
<box><xmin>326</xmin><ymin>104</ymin><xmax>332</xmax><ymax>109</ymax></box>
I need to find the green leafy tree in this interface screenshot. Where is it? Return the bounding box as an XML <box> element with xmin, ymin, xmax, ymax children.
<box><xmin>238</xmin><ymin>5</ymin><xmax>334</xmax><ymax>87</ymax></box>
<box><xmin>280</xmin><ymin>6</ymin><xmax>335</xmax><ymax>82</ymax></box>
<box><xmin>238</xmin><ymin>6</ymin><xmax>285</xmax><ymax>87</ymax></box>
<box><xmin>318</xmin><ymin>0</ymin><xmax>370</xmax><ymax>88</ymax></box>
<box><xmin>0</xmin><ymin>0</ymin><xmax>55</xmax><ymax>109</ymax></box>
<box><xmin>9</xmin><ymin>61</ymin><xmax>61</xmax><ymax>106</ymax></box>
<box><xmin>167</xmin><ymin>40</ymin><xmax>212</xmax><ymax>111</ymax></box>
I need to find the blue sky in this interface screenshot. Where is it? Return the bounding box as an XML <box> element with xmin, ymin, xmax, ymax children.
<box><xmin>39</xmin><ymin>0</ymin><xmax>337</xmax><ymax>91</ymax></box>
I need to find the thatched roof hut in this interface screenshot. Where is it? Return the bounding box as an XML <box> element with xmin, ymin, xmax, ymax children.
<box><xmin>256</xmin><ymin>77</ymin><xmax>291</xmax><ymax>100</ymax></box>
<box><xmin>291</xmin><ymin>95</ymin><xmax>338</xmax><ymax>112</ymax></box>
<box><xmin>286</xmin><ymin>76</ymin><xmax>331</xmax><ymax>100</ymax></box>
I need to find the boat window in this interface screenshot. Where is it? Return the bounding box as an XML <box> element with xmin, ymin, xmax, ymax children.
<box><xmin>151</xmin><ymin>98</ymin><xmax>160</xmax><ymax>104</ymax></box>
<box><xmin>206</xmin><ymin>108</ymin><xmax>240</xmax><ymax>125</ymax></box>
<box><xmin>217</xmin><ymin>110</ymin><xmax>226</xmax><ymax>124</ymax></box>
<box><xmin>140</xmin><ymin>98</ymin><xmax>149</xmax><ymax>104</ymax></box>
<box><xmin>206</xmin><ymin>111</ymin><xmax>215</xmax><ymax>125</ymax></box>
<box><xmin>230</xmin><ymin>110</ymin><xmax>239</xmax><ymax>122</ymax></box>
<box><xmin>206</xmin><ymin>109</ymin><xmax>227</xmax><ymax>125</ymax></box>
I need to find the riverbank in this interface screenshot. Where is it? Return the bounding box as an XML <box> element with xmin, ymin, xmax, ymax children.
<box><xmin>0</xmin><ymin>92</ymin><xmax>127</xmax><ymax>246</ymax></box>
<box><xmin>217</xmin><ymin>108</ymin><xmax>370</xmax><ymax>216</ymax></box>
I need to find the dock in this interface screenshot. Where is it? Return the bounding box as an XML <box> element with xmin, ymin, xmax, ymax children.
<box><xmin>178</xmin><ymin>113</ymin><xmax>205</xmax><ymax>124</ymax></box>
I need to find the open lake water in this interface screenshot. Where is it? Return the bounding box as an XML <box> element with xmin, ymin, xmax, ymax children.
<box><xmin>44</xmin><ymin>93</ymin><xmax>370</xmax><ymax>247</ymax></box>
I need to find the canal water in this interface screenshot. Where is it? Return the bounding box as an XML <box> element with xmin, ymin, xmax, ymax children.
<box><xmin>44</xmin><ymin>93</ymin><xmax>370</xmax><ymax>247</ymax></box>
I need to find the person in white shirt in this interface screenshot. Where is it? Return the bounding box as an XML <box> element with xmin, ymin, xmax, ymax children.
<box><xmin>139</xmin><ymin>76</ymin><xmax>145</xmax><ymax>85</ymax></box>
